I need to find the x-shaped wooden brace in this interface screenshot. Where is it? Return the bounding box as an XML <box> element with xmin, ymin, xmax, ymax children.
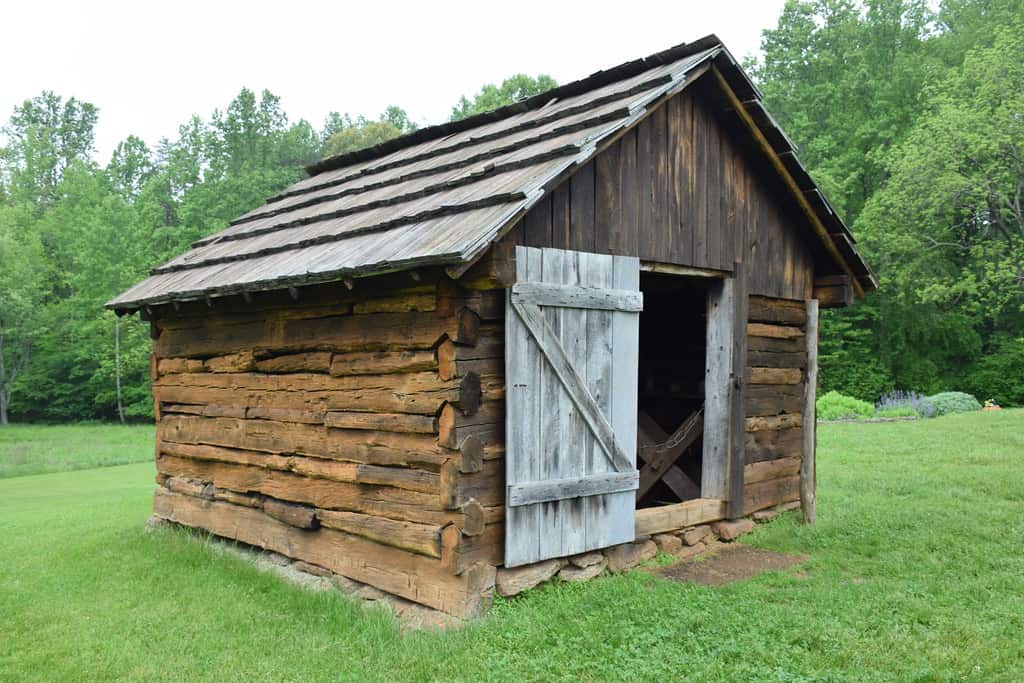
<box><xmin>636</xmin><ymin>408</ymin><xmax>704</xmax><ymax>500</ymax></box>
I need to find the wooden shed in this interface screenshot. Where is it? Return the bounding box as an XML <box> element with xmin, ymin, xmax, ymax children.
<box><xmin>110</xmin><ymin>35</ymin><xmax>875</xmax><ymax>617</ymax></box>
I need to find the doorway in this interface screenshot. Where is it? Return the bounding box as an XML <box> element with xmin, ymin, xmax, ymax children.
<box><xmin>636</xmin><ymin>272</ymin><xmax>709</xmax><ymax>509</ymax></box>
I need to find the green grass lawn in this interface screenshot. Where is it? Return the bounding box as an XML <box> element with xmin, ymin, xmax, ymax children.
<box><xmin>1</xmin><ymin>411</ymin><xmax>1022</xmax><ymax>681</ymax></box>
<box><xmin>0</xmin><ymin>423</ymin><xmax>154</xmax><ymax>478</ymax></box>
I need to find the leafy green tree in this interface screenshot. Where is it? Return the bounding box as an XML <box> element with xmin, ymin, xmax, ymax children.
<box><xmin>320</xmin><ymin>107</ymin><xmax>417</xmax><ymax>158</ymax></box>
<box><xmin>1</xmin><ymin>92</ymin><xmax>98</xmax><ymax>208</ymax></box>
<box><xmin>450</xmin><ymin>74</ymin><xmax>558</xmax><ymax>121</ymax></box>
<box><xmin>0</xmin><ymin>206</ymin><xmax>45</xmax><ymax>424</ymax></box>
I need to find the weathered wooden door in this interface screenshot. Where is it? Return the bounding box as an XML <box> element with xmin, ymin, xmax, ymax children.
<box><xmin>505</xmin><ymin>246</ymin><xmax>642</xmax><ymax>567</ymax></box>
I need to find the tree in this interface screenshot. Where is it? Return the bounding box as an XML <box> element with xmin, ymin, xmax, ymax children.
<box><xmin>0</xmin><ymin>207</ymin><xmax>45</xmax><ymax>424</ymax></box>
<box><xmin>1</xmin><ymin>91</ymin><xmax>98</xmax><ymax>208</ymax></box>
<box><xmin>107</xmin><ymin>135</ymin><xmax>154</xmax><ymax>201</ymax></box>
<box><xmin>856</xmin><ymin>21</ymin><xmax>1024</xmax><ymax>390</ymax></box>
<box><xmin>320</xmin><ymin>107</ymin><xmax>417</xmax><ymax>158</ymax></box>
<box><xmin>450</xmin><ymin>74</ymin><xmax>557</xmax><ymax>121</ymax></box>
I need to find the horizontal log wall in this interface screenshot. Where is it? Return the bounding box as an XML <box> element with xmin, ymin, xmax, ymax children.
<box><xmin>743</xmin><ymin>295</ymin><xmax>807</xmax><ymax>513</ymax></box>
<box><xmin>147</xmin><ymin>275</ymin><xmax>507</xmax><ymax>617</ymax></box>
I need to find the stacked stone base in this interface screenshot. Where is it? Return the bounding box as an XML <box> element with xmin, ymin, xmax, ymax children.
<box><xmin>495</xmin><ymin>503</ymin><xmax>800</xmax><ymax>599</ymax></box>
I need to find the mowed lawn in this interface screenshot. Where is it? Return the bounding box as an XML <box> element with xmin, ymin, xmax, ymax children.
<box><xmin>0</xmin><ymin>423</ymin><xmax>154</xmax><ymax>478</ymax></box>
<box><xmin>1</xmin><ymin>413</ymin><xmax>1022</xmax><ymax>681</ymax></box>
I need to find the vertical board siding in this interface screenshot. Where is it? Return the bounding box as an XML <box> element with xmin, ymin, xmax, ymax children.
<box><xmin>505</xmin><ymin>246</ymin><xmax>640</xmax><ymax>566</ymax></box>
<box><xmin>505</xmin><ymin>86</ymin><xmax>815</xmax><ymax>301</ymax></box>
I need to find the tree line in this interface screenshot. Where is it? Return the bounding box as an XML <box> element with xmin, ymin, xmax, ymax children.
<box><xmin>1</xmin><ymin>0</ymin><xmax>1022</xmax><ymax>424</ymax></box>
<box><xmin>0</xmin><ymin>76</ymin><xmax>554</xmax><ymax>423</ymax></box>
<box><xmin>752</xmin><ymin>0</ymin><xmax>1024</xmax><ymax>405</ymax></box>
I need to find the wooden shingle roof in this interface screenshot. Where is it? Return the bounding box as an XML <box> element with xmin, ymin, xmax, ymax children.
<box><xmin>109</xmin><ymin>35</ymin><xmax>874</xmax><ymax>311</ymax></box>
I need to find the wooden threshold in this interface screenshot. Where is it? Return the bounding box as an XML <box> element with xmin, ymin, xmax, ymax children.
<box><xmin>635</xmin><ymin>498</ymin><xmax>726</xmax><ymax>536</ymax></box>
<box><xmin>639</xmin><ymin>261</ymin><xmax>729</xmax><ymax>278</ymax></box>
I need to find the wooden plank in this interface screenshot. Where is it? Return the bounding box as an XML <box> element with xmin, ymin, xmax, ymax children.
<box><xmin>156</xmin><ymin>454</ymin><xmax>446</xmax><ymax>521</ymax></box>
<box><xmin>506</xmin><ymin>246</ymin><xmax>542</xmax><ymax>566</ymax></box>
<box><xmin>152</xmin><ymin>489</ymin><xmax>493</xmax><ymax>617</ymax></box>
<box><xmin>154</xmin><ymin>310</ymin><xmax>459</xmax><ymax>358</ymax></box>
<box><xmin>154</xmin><ymin>371</ymin><xmax>477</xmax><ymax>416</ymax></box>
<box><xmin>317</xmin><ymin>509</ymin><xmax>441</xmax><ymax>558</ymax></box>
<box><xmin>158</xmin><ymin>414</ymin><xmax>447</xmax><ymax>468</ymax></box>
<box><xmin>535</xmin><ymin>247</ymin><xmax>567</xmax><ymax>560</ymax></box>
<box><xmin>262</xmin><ymin>498</ymin><xmax>317</xmax><ymax>529</ymax></box>
<box><xmin>510</xmin><ymin>283</ymin><xmax>643</xmax><ymax>312</ymax></box>
<box><xmin>569</xmin><ymin>161</ymin><xmax>596</xmax><ymax>252</ymax></box>
<box><xmin>802</xmin><ymin>300</ymin><xmax>819</xmax><ymax>524</ymax></box>
<box><xmin>324</xmin><ymin>411</ymin><xmax>437</xmax><ymax>434</ymax></box>
<box><xmin>701</xmin><ymin>278</ymin><xmax>732</xmax><ymax>499</ymax></box>
<box><xmin>613</xmin><ymin>129</ymin><xmax>639</xmax><ymax>256</ymax></box>
<box><xmin>745</xmin><ymin>427</ymin><xmax>803</xmax><ymax>463</ymax></box>
<box><xmin>744</xmin><ymin>456</ymin><xmax>801</xmax><ymax>485</ymax></box>
<box><xmin>747</xmin><ymin>350</ymin><xmax>806</xmax><ymax>369</ymax></box>
<box><xmin>634</xmin><ymin>498</ymin><xmax>726</xmax><ymax>536</ymax></box>
<box><xmin>748</xmin><ymin>323</ymin><xmax>803</xmax><ymax>340</ymax></box>
<box><xmin>511</xmin><ymin>300</ymin><xmax>633</xmax><ymax>473</ymax></box>
<box><xmin>746</xmin><ymin>384</ymin><xmax>805</xmax><ymax>417</ymax></box>
<box><xmin>748</xmin><ymin>296</ymin><xmax>807</xmax><ymax>325</ymax></box>
<box><xmin>508</xmin><ymin>471</ymin><xmax>639</xmax><ymax>507</ymax></box>
<box><xmin>727</xmin><ymin>263</ymin><xmax>749</xmax><ymax>519</ymax></box>
<box><xmin>746</xmin><ymin>413</ymin><xmax>802</xmax><ymax>432</ymax></box>
<box><xmin>329</xmin><ymin>349</ymin><xmax>437</xmax><ymax>376</ymax></box>
<box><xmin>747</xmin><ymin>335</ymin><xmax>805</xmax><ymax>353</ymax></box>
<box><xmin>253</xmin><ymin>352</ymin><xmax>332</xmax><ymax>374</ymax></box>
<box><xmin>580</xmin><ymin>250</ymin><xmax>613</xmax><ymax>553</ymax></box>
<box><xmin>814</xmin><ymin>276</ymin><xmax>854</xmax><ymax>308</ymax></box>
<box><xmin>743</xmin><ymin>475</ymin><xmax>800</xmax><ymax>515</ymax></box>
<box><xmin>748</xmin><ymin>367</ymin><xmax>803</xmax><ymax>385</ymax></box>
<box><xmin>606</xmin><ymin>251</ymin><xmax>640</xmax><ymax>546</ymax></box>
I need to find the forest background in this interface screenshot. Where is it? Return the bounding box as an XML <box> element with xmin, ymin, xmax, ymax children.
<box><xmin>1</xmin><ymin>0</ymin><xmax>1021</xmax><ymax>423</ymax></box>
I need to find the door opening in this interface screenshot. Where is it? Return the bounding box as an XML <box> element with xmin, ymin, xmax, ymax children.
<box><xmin>636</xmin><ymin>272</ymin><xmax>709</xmax><ymax>509</ymax></box>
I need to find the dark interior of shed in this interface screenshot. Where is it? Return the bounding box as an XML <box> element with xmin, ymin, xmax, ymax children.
<box><xmin>635</xmin><ymin>272</ymin><xmax>708</xmax><ymax>509</ymax></box>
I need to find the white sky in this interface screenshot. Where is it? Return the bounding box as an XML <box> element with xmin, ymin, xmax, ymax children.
<box><xmin>1</xmin><ymin>0</ymin><xmax>786</xmax><ymax>163</ymax></box>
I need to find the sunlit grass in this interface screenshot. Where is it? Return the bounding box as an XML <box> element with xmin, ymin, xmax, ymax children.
<box><xmin>0</xmin><ymin>411</ymin><xmax>1021</xmax><ymax>680</ymax></box>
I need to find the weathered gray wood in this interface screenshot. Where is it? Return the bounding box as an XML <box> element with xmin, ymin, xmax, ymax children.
<box><xmin>505</xmin><ymin>245</ymin><xmax>640</xmax><ymax>567</ymax></box>
<box><xmin>511</xmin><ymin>283</ymin><xmax>643</xmax><ymax>312</ymax></box>
<box><xmin>511</xmin><ymin>301</ymin><xmax>633</xmax><ymax>473</ymax></box>
<box><xmin>607</xmin><ymin>251</ymin><xmax>640</xmax><ymax>546</ymax></box>
<box><xmin>508</xmin><ymin>471</ymin><xmax>640</xmax><ymax>507</ymax></box>
<box><xmin>581</xmin><ymin>250</ymin><xmax>614</xmax><ymax>552</ymax></box>
<box><xmin>701</xmin><ymin>278</ymin><xmax>732</xmax><ymax>499</ymax></box>
<box><xmin>727</xmin><ymin>264</ymin><xmax>749</xmax><ymax>519</ymax></box>
<box><xmin>801</xmin><ymin>299</ymin><xmax>819</xmax><ymax>524</ymax></box>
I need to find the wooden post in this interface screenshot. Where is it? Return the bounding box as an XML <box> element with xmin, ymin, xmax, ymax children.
<box><xmin>726</xmin><ymin>263</ymin><xmax>748</xmax><ymax>519</ymax></box>
<box><xmin>701</xmin><ymin>278</ymin><xmax>732</xmax><ymax>499</ymax></box>
<box><xmin>801</xmin><ymin>299</ymin><xmax>819</xmax><ymax>524</ymax></box>
<box><xmin>115</xmin><ymin>317</ymin><xmax>125</xmax><ymax>424</ymax></box>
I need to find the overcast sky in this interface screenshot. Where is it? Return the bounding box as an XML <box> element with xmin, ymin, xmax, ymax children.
<box><xmin>2</xmin><ymin>1</ymin><xmax>786</xmax><ymax>163</ymax></box>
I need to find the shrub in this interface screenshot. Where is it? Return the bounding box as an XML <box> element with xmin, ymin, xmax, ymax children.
<box><xmin>962</xmin><ymin>335</ymin><xmax>1024</xmax><ymax>407</ymax></box>
<box><xmin>875</xmin><ymin>405</ymin><xmax>918</xmax><ymax>418</ymax></box>
<box><xmin>817</xmin><ymin>391</ymin><xmax>874</xmax><ymax>421</ymax></box>
<box><xmin>875</xmin><ymin>390</ymin><xmax>936</xmax><ymax>418</ymax></box>
<box><xmin>927</xmin><ymin>391</ymin><xmax>982</xmax><ymax>416</ymax></box>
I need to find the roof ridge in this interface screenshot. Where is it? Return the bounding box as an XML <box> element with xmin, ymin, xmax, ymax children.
<box><xmin>303</xmin><ymin>34</ymin><xmax>725</xmax><ymax>177</ymax></box>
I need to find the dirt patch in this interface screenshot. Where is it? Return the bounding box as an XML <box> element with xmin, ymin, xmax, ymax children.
<box><xmin>652</xmin><ymin>544</ymin><xmax>807</xmax><ymax>586</ymax></box>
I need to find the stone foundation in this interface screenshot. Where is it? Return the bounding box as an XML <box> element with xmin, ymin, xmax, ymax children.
<box><xmin>495</xmin><ymin>506</ymin><xmax>790</xmax><ymax>599</ymax></box>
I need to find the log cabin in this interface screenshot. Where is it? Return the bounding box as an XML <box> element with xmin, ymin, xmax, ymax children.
<box><xmin>109</xmin><ymin>35</ymin><xmax>875</xmax><ymax>617</ymax></box>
